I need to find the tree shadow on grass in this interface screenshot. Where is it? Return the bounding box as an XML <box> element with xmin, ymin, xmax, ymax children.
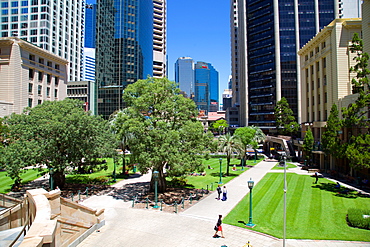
<box><xmin>312</xmin><ymin>183</ymin><xmax>370</xmax><ymax>199</ymax></box>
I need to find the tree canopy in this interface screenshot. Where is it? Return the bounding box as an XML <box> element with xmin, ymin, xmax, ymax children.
<box><xmin>111</xmin><ymin>77</ymin><xmax>213</xmax><ymax>192</ymax></box>
<box><xmin>321</xmin><ymin>104</ymin><xmax>343</xmax><ymax>158</ymax></box>
<box><xmin>302</xmin><ymin>129</ymin><xmax>314</xmax><ymax>165</ymax></box>
<box><xmin>211</xmin><ymin>119</ymin><xmax>229</xmax><ymax>135</ymax></box>
<box><xmin>218</xmin><ymin>133</ymin><xmax>241</xmax><ymax>176</ymax></box>
<box><xmin>3</xmin><ymin>99</ymin><xmax>116</xmax><ymax>189</ymax></box>
<box><xmin>274</xmin><ymin>97</ymin><xmax>299</xmax><ymax>136</ymax></box>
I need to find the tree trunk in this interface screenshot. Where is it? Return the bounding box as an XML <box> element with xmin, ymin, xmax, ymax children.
<box><xmin>226</xmin><ymin>156</ymin><xmax>231</xmax><ymax>176</ymax></box>
<box><xmin>52</xmin><ymin>171</ymin><xmax>66</xmax><ymax>189</ymax></box>
<box><xmin>121</xmin><ymin>154</ymin><xmax>126</xmax><ymax>175</ymax></box>
<box><xmin>149</xmin><ymin>168</ymin><xmax>166</xmax><ymax>193</ymax></box>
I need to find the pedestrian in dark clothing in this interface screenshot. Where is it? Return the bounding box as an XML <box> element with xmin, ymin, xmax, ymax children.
<box><xmin>213</xmin><ymin>215</ymin><xmax>225</xmax><ymax>238</ymax></box>
<box><xmin>314</xmin><ymin>172</ymin><xmax>319</xmax><ymax>184</ymax></box>
<box><xmin>216</xmin><ymin>185</ymin><xmax>222</xmax><ymax>200</ymax></box>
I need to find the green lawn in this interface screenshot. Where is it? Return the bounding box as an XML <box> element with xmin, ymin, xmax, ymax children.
<box><xmin>183</xmin><ymin>157</ymin><xmax>262</xmax><ymax>190</ymax></box>
<box><xmin>272</xmin><ymin>162</ymin><xmax>297</xmax><ymax>170</ymax></box>
<box><xmin>0</xmin><ymin>169</ymin><xmax>44</xmax><ymax>194</ymax></box>
<box><xmin>66</xmin><ymin>158</ymin><xmax>128</xmax><ymax>185</ymax></box>
<box><xmin>224</xmin><ymin>173</ymin><xmax>370</xmax><ymax>241</ymax></box>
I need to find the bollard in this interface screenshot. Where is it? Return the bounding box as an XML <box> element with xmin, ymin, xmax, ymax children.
<box><xmin>201</xmin><ymin>188</ymin><xmax>204</xmax><ymax>197</ymax></box>
<box><xmin>78</xmin><ymin>190</ymin><xmax>81</xmax><ymax>201</ymax></box>
<box><xmin>207</xmin><ymin>184</ymin><xmax>209</xmax><ymax>191</ymax></box>
<box><xmin>160</xmin><ymin>200</ymin><xmax>163</xmax><ymax>211</ymax></box>
<box><xmin>174</xmin><ymin>202</ymin><xmax>178</xmax><ymax>213</ymax></box>
<box><xmin>181</xmin><ymin>197</ymin><xmax>184</xmax><ymax>209</ymax></box>
<box><xmin>86</xmin><ymin>187</ymin><xmax>89</xmax><ymax>197</ymax></box>
<box><xmin>195</xmin><ymin>191</ymin><xmax>198</xmax><ymax>200</ymax></box>
<box><xmin>71</xmin><ymin>193</ymin><xmax>74</xmax><ymax>202</ymax></box>
<box><xmin>132</xmin><ymin>196</ymin><xmax>136</xmax><ymax>208</ymax></box>
<box><xmin>146</xmin><ymin>197</ymin><xmax>149</xmax><ymax>209</ymax></box>
<box><xmin>190</xmin><ymin>193</ymin><xmax>193</xmax><ymax>204</ymax></box>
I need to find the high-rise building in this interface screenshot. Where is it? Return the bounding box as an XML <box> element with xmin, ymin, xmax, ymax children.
<box><xmin>152</xmin><ymin>0</ymin><xmax>166</xmax><ymax>78</ymax></box>
<box><xmin>85</xmin><ymin>4</ymin><xmax>97</xmax><ymax>48</ymax></box>
<box><xmin>82</xmin><ymin>48</ymin><xmax>95</xmax><ymax>82</ymax></box>
<box><xmin>96</xmin><ymin>0</ymin><xmax>166</xmax><ymax>118</ymax></box>
<box><xmin>175</xmin><ymin>57</ymin><xmax>195</xmax><ymax>98</ymax></box>
<box><xmin>194</xmin><ymin>62</ymin><xmax>219</xmax><ymax>112</ymax></box>
<box><xmin>0</xmin><ymin>0</ymin><xmax>84</xmax><ymax>82</ymax></box>
<box><xmin>230</xmin><ymin>0</ymin><xmax>361</xmax><ymax>130</ymax></box>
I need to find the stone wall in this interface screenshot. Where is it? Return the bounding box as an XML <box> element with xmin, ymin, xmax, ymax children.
<box><xmin>19</xmin><ymin>188</ymin><xmax>104</xmax><ymax>247</ymax></box>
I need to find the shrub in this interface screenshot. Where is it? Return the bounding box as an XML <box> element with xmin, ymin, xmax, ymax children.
<box><xmin>347</xmin><ymin>208</ymin><xmax>370</xmax><ymax>230</ymax></box>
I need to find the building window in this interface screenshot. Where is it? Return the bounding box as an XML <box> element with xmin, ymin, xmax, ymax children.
<box><xmin>315</xmin><ymin>47</ymin><xmax>319</xmax><ymax>53</ymax></box>
<box><xmin>47</xmin><ymin>61</ymin><xmax>52</xmax><ymax>67</ymax></box>
<box><xmin>318</xmin><ymin>95</ymin><xmax>320</xmax><ymax>104</ymax></box>
<box><xmin>55</xmin><ymin>77</ymin><xmax>59</xmax><ymax>86</ymax></box>
<box><xmin>29</xmin><ymin>69</ymin><xmax>34</xmax><ymax>79</ymax></box>
<box><xmin>39</xmin><ymin>58</ymin><xmax>44</xmax><ymax>64</ymax></box>
<box><xmin>28</xmin><ymin>83</ymin><xmax>33</xmax><ymax>93</ymax></box>
<box><xmin>38</xmin><ymin>99</ymin><xmax>42</xmax><ymax>105</ymax></box>
<box><xmin>38</xmin><ymin>85</ymin><xmax>42</xmax><ymax>95</ymax></box>
<box><xmin>47</xmin><ymin>74</ymin><xmax>51</xmax><ymax>84</ymax></box>
<box><xmin>316</xmin><ymin>61</ymin><xmax>319</xmax><ymax>71</ymax></box>
<box><xmin>322</xmin><ymin>57</ymin><xmax>326</xmax><ymax>68</ymax></box>
<box><xmin>29</xmin><ymin>54</ymin><xmax>35</xmax><ymax>61</ymax></box>
<box><xmin>305</xmin><ymin>55</ymin><xmax>308</xmax><ymax>61</ymax></box>
<box><xmin>38</xmin><ymin>71</ymin><xmax>43</xmax><ymax>81</ymax></box>
<box><xmin>317</xmin><ymin>78</ymin><xmax>320</xmax><ymax>88</ymax></box>
<box><xmin>321</xmin><ymin>41</ymin><xmax>326</xmax><ymax>49</ymax></box>
<box><xmin>54</xmin><ymin>89</ymin><xmax>58</xmax><ymax>98</ymax></box>
<box><xmin>28</xmin><ymin>98</ymin><xmax>33</xmax><ymax>107</ymax></box>
<box><xmin>324</xmin><ymin>92</ymin><xmax>327</xmax><ymax>103</ymax></box>
<box><xmin>46</xmin><ymin>87</ymin><xmax>50</xmax><ymax>97</ymax></box>
<box><xmin>55</xmin><ymin>64</ymin><xmax>60</xmax><ymax>70</ymax></box>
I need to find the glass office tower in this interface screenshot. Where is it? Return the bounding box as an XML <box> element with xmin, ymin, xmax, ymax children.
<box><xmin>85</xmin><ymin>4</ymin><xmax>96</xmax><ymax>48</ymax></box>
<box><xmin>96</xmin><ymin>0</ymin><xmax>154</xmax><ymax>118</ymax></box>
<box><xmin>194</xmin><ymin>62</ymin><xmax>219</xmax><ymax>112</ymax></box>
<box><xmin>231</xmin><ymin>0</ymin><xmax>354</xmax><ymax>130</ymax></box>
<box><xmin>175</xmin><ymin>57</ymin><xmax>195</xmax><ymax>98</ymax></box>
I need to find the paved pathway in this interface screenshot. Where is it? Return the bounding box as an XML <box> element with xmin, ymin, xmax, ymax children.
<box><xmin>77</xmin><ymin>161</ymin><xmax>370</xmax><ymax>247</ymax></box>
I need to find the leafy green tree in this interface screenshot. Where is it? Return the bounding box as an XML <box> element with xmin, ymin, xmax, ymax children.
<box><xmin>275</xmin><ymin>97</ymin><xmax>300</xmax><ymax>136</ymax></box>
<box><xmin>234</xmin><ymin>127</ymin><xmax>256</xmax><ymax>167</ymax></box>
<box><xmin>250</xmin><ymin>126</ymin><xmax>266</xmax><ymax>161</ymax></box>
<box><xmin>218</xmin><ymin>133</ymin><xmax>241</xmax><ymax>176</ymax></box>
<box><xmin>321</xmin><ymin>104</ymin><xmax>343</xmax><ymax>158</ymax></box>
<box><xmin>3</xmin><ymin>99</ymin><xmax>116</xmax><ymax>189</ymax></box>
<box><xmin>211</xmin><ymin>119</ymin><xmax>229</xmax><ymax>135</ymax></box>
<box><xmin>340</xmin><ymin>33</ymin><xmax>370</xmax><ymax>169</ymax></box>
<box><xmin>112</xmin><ymin>77</ymin><xmax>213</xmax><ymax>192</ymax></box>
<box><xmin>0</xmin><ymin>117</ymin><xmax>9</xmax><ymax>170</ymax></box>
<box><xmin>342</xmin><ymin>33</ymin><xmax>370</xmax><ymax>128</ymax></box>
<box><xmin>302</xmin><ymin>129</ymin><xmax>314</xmax><ymax>166</ymax></box>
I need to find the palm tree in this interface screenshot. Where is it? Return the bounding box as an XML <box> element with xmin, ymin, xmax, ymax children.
<box><xmin>218</xmin><ymin>133</ymin><xmax>241</xmax><ymax>176</ymax></box>
<box><xmin>250</xmin><ymin>126</ymin><xmax>266</xmax><ymax>162</ymax></box>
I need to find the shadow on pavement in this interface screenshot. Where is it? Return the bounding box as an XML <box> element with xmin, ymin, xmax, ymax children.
<box><xmin>110</xmin><ymin>182</ymin><xmax>150</xmax><ymax>202</ymax></box>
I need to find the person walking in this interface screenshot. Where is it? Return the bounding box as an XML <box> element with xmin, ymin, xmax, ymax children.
<box><xmin>314</xmin><ymin>172</ymin><xmax>319</xmax><ymax>184</ymax></box>
<box><xmin>216</xmin><ymin>185</ymin><xmax>222</xmax><ymax>200</ymax></box>
<box><xmin>221</xmin><ymin>186</ymin><xmax>227</xmax><ymax>201</ymax></box>
<box><xmin>213</xmin><ymin>215</ymin><xmax>225</xmax><ymax>238</ymax></box>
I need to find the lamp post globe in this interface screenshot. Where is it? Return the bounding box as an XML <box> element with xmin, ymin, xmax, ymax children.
<box><xmin>246</xmin><ymin>178</ymin><xmax>255</xmax><ymax>227</ymax></box>
<box><xmin>153</xmin><ymin>171</ymin><xmax>159</xmax><ymax>208</ymax></box>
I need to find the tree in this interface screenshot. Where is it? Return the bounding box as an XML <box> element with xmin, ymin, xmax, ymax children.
<box><xmin>321</xmin><ymin>104</ymin><xmax>343</xmax><ymax>158</ymax></box>
<box><xmin>302</xmin><ymin>129</ymin><xmax>314</xmax><ymax>166</ymax></box>
<box><xmin>3</xmin><ymin>99</ymin><xmax>116</xmax><ymax>189</ymax></box>
<box><xmin>250</xmin><ymin>125</ymin><xmax>266</xmax><ymax>161</ymax></box>
<box><xmin>234</xmin><ymin>127</ymin><xmax>256</xmax><ymax>167</ymax></box>
<box><xmin>340</xmin><ymin>33</ymin><xmax>370</xmax><ymax>169</ymax></box>
<box><xmin>218</xmin><ymin>133</ymin><xmax>241</xmax><ymax>176</ymax></box>
<box><xmin>211</xmin><ymin>119</ymin><xmax>229</xmax><ymax>135</ymax></box>
<box><xmin>275</xmin><ymin>97</ymin><xmax>300</xmax><ymax>136</ymax></box>
<box><xmin>112</xmin><ymin>77</ymin><xmax>213</xmax><ymax>192</ymax></box>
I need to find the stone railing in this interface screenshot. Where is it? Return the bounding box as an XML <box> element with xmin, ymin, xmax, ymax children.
<box><xmin>18</xmin><ymin>188</ymin><xmax>104</xmax><ymax>247</ymax></box>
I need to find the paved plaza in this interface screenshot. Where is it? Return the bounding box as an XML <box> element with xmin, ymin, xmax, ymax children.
<box><xmin>77</xmin><ymin>161</ymin><xmax>370</xmax><ymax>247</ymax></box>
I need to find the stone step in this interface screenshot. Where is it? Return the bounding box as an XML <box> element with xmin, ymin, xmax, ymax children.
<box><xmin>0</xmin><ymin>226</ymin><xmax>24</xmax><ymax>247</ymax></box>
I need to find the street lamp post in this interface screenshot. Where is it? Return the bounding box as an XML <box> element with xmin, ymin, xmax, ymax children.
<box><xmin>153</xmin><ymin>171</ymin><xmax>159</xmax><ymax>208</ymax></box>
<box><xmin>218</xmin><ymin>158</ymin><xmax>223</xmax><ymax>184</ymax></box>
<box><xmin>113</xmin><ymin>158</ymin><xmax>117</xmax><ymax>182</ymax></box>
<box><xmin>49</xmin><ymin>168</ymin><xmax>54</xmax><ymax>190</ymax></box>
<box><xmin>283</xmin><ymin>155</ymin><xmax>287</xmax><ymax>247</ymax></box>
<box><xmin>246</xmin><ymin>178</ymin><xmax>255</xmax><ymax>227</ymax></box>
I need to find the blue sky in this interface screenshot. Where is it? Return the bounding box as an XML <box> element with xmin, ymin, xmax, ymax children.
<box><xmin>87</xmin><ymin>0</ymin><xmax>231</xmax><ymax>101</ymax></box>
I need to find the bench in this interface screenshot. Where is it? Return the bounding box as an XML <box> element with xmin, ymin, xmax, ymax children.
<box><xmin>308</xmin><ymin>169</ymin><xmax>320</xmax><ymax>173</ymax></box>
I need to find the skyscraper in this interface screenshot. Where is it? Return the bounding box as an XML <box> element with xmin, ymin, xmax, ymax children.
<box><xmin>85</xmin><ymin>4</ymin><xmax>97</xmax><ymax>48</ymax></box>
<box><xmin>0</xmin><ymin>0</ymin><xmax>84</xmax><ymax>82</ymax></box>
<box><xmin>96</xmin><ymin>0</ymin><xmax>166</xmax><ymax>118</ymax></box>
<box><xmin>230</xmin><ymin>0</ymin><xmax>360</xmax><ymax>130</ymax></box>
<box><xmin>152</xmin><ymin>0</ymin><xmax>166</xmax><ymax>78</ymax></box>
<box><xmin>175</xmin><ymin>57</ymin><xmax>195</xmax><ymax>98</ymax></box>
<box><xmin>194</xmin><ymin>62</ymin><xmax>219</xmax><ymax>112</ymax></box>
